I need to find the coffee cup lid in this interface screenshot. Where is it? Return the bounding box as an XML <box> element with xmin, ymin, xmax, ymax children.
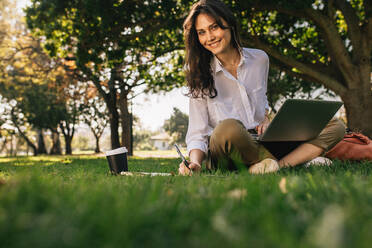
<box><xmin>105</xmin><ymin>147</ymin><xmax>128</xmax><ymax>156</ymax></box>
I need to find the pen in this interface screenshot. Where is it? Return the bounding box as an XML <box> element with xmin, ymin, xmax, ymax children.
<box><xmin>174</xmin><ymin>144</ymin><xmax>192</xmax><ymax>173</ymax></box>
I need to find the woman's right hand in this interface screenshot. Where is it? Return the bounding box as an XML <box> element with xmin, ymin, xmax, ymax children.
<box><xmin>178</xmin><ymin>161</ymin><xmax>201</xmax><ymax>176</ymax></box>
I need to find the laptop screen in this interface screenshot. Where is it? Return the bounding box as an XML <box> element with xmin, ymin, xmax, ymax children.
<box><xmin>260</xmin><ymin>99</ymin><xmax>343</xmax><ymax>142</ymax></box>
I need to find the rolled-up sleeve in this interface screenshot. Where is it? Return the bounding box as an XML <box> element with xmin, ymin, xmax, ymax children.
<box><xmin>262</xmin><ymin>52</ymin><xmax>270</xmax><ymax>111</ymax></box>
<box><xmin>186</xmin><ymin>97</ymin><xmax>210</xmax><ymax>155</ymax></box>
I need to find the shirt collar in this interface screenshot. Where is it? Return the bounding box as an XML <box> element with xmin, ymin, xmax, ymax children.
<box><xmin>211</xmin><ymin>48</ymin><xmax>246</xmax><ymax>74</ymax></box>
<box><xmin>212</xmin><ymin>56</ymin><xmax>224</xmax><ymax>74</ymax></box>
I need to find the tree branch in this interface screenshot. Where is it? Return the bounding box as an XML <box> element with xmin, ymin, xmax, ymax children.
<box><xmin>245</xmin><ymin>38</ymin><xmax>348</xmax><ymax>95</ymax></box>
<box><xmin>334</xmin><ymin>0</ymin><xmax>362</xmax><ymax>57</ymax></box>
<box><xmin>270</xmin><ymin>60</ymin><xmax>323</xmax><ymax>86</ymax></box>
<box><xmin>128</xmin><ymin>90</ymin><xmax>144</xmax><ymax>101</ymax></box>
<box><xmin>10</xmin><ymin>109</ymin><xmax>37</xmax><ymax>153</ymax></box>
<box><xmin>241</xmin><ymin>32</ymin><xmax>326</xmax><ymax>69</ymax></box>
<box><xmin>303</xmin><ymin>8</ymin><xmax>357</xmax><ymax>85</ymax></box>
<box><xmin>241</xmin><ymin>2</ymin><xmax>357</xmax><ymax>88</ymax></box>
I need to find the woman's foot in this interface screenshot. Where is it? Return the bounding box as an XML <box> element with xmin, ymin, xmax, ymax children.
<box><xmin>304</xmin><ymin>157</ymin><xmax>332</xmax><ymax>167</ymax></box>
<box><xmin>249</xmin><ymin>158</ymin><xmax>279</xmax><ymax>174</ymax></box>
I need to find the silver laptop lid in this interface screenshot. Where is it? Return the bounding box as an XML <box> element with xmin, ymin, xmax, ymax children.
<box><xmin>260</xmin><ymin>99</ymin><xmax>343</xmax><ymax>142</ymax></box>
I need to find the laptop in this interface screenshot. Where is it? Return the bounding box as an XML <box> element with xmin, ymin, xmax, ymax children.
<box><xmin>252</xmin><ymin>99</ymin><xmax>343</xmax><ymax>158</ymax></box>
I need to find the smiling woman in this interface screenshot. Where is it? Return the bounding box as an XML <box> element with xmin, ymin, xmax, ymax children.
<box><xmin>195</xmin><ymin>14</ymin><xmax>233</xmax><ymax>58</ymax></box>
<box><xmin>178</xmin><ymin>0</ymin><xmax>345</xmax><ymax>176</ymax></box>
<box><xmin>183</xmin><ymin>0</ymin><xmax>242</xmax><ymax>99</ymax></box>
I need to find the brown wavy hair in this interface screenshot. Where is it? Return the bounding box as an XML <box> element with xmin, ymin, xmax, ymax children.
<box><xmin>183</xmin><ymin>0</ymin><xmax>242</xmax><ymax>98</ymax></box>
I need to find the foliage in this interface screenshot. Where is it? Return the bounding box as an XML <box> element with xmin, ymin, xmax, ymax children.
<box><xmin>163</xmin><ymin>107</ymin><xmax>188</xmax><ymax>146</ymax></box>
<box><xmin>1</xmin><ymin>155</ymin><xmax>372</xmax><ymax>247</ymax></box>
<box><xmin>71</xmin><ymin>134</ymin><xmax>92</xmax><ymax>151</ymax></box>
<box><xmin>0</xmin><ymin>1</ymin><xmax>84</xmax><ymax>155</ymax></box>
<box><xmin>24</xmin><ymin>0</ymin><xmax>372</xmax><ymax>138</ymax></box>
<box><xmin>133</xmin><ymin>130</ymin><xmax>156</xmax><ymax>151</ymax></box>
<box><xmin>133</xmin><ymin>116</ymin><xmax>156</xmax><ymax>151</ymax></box>
<box><xmin>25</xmin><ymin>0</ymin><xmax>189</xmax><ymax>151</ymax></box>
<box><xmin>230</xmin><ymin>0</ymin><xmax>372</xmax><ymax>135</ymax></box>
<box><xmin>267</xmin><ymin>68</ymin><xmax>335</xmax><ymax>112</ymax></box>
<box><xmin>80</xmin><ymin>85</ymin><xmax>109</xmax><ymax>153</ymax></box>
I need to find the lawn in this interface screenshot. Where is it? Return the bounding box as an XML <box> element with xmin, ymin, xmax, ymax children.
<box><xmin>1</xmin><ymin>155</ymin><xmax>372</xmax><ymax>248</ymax></box>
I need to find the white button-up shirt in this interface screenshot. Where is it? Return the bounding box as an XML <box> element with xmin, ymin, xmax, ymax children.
<box><xmin>186</xmin><ymin>48</ymin><xmax>270</xmax><ymax>154</ymax></box>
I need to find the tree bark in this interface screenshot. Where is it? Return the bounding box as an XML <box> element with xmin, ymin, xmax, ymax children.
<box><xmin>37</xmin><ymin>129</ymin><xmax>47</xmax><ymax>154</ymax></box>
<box><xmin>50</xmin><ymin>127</ymin><xmax>62</xmax><ymax>155</ymax></box>
<box><xmin>59</xmin><ymin>122</ymin><xmax>75</xmax><ymax>155</ymax></box>
<box><xmin>107</xmin><ymin>102</ymin><xmax>121</xmax><ymax>149</ymax></box>
<box><xmin>94</xmin><ymin>136</ymin><xmax>101</xmax><ymax>153</ymax></box>
<box><xmin>119</xmin><ymin>90</ymin><xmax>133</xmax><ymax>156</ymax></box>
<box><xmin>0</xmin><ymin>138</ymin><xmax>7</xmax><ymax>154</ymax></box>
<box><xmin>89</xmin><ymin>127</ymin><xmax>104</xmax><ymax>153</ymax></box>
<box><xmin>10</xmin><ymin>134</ymin><xmax>14</xmax><ymax>156</ymax></box>
<box><xmin>342</xmin><ymin>90</ymin><xmax>372</xmax><ymax>138</ymax></box>
<box><xmin>94</xmin><ymin>73</ymin><xmax>121</xmax><ymax>150</ymax></box>
<box><xmin>65</xmin><ymin>136</ymin><xmax>72</xmax><ymax>155</ymax></box>
<box><xmin>12</xmin><ymin>121</ymin><xmax>38</xmax><ymax>156</ymax></box>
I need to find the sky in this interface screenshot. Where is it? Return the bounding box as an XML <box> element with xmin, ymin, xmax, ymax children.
<box><xmin>16</xmin><ymin>0</ymin><xmax>189</xmax><ymax>131</ymax></box>
<box><xmin>132</xmin><ymin>88</ymin><xmax>189</xmax><ymax>131</ymax></box>
<box><xmin>16</xmin><ymin>0</ymin><xmax>30</xmax><ymax>12</ymax></box>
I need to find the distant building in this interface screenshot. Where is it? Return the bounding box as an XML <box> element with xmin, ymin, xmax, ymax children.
<box><xmin>150</xmin><ymin>133</ymin><xmax>171</xmax><ymax>150</ymax></box>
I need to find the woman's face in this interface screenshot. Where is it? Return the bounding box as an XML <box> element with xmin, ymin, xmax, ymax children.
<box><xmin>195</xmin><ymin>13</ymin><xmax>233</xmax><ymax>56</ymax></box>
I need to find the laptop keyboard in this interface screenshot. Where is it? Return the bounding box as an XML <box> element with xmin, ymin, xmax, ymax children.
<box><xmin>251</xmin><ymin>133</ymin><xmax>261</xmax><ymax>141</ymax></box>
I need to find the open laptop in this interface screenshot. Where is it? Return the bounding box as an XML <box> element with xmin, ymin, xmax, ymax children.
<box><xmin>252</xmin><ymin>99</ymin><xmax>343</xmax><ymax>158</ymax></box>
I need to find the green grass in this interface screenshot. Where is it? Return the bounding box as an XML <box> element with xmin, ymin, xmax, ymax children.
<box><xmin>1</xmin><ymin>155</ymin><xmax>372</xmax><ymax>248</ymax></box>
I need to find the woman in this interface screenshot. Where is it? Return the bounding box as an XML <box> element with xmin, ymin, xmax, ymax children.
<box><xmin>179</xmin><ymin>0</ymin><xmax>345</xmax><ymax>175</ymax></box>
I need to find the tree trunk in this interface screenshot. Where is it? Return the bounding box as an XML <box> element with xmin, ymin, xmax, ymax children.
<box><xmin>94</xmin><ymin>136</ymin><xmax>101</xmax><ymax>153</ymax></box>
<box><xmin>10</xmin><ymin>108</ymin><xmax>38</xmax><ymax>156</ymax></box>
<box><xmin>341</xmin><ymin>90</ymin><xmax>372</xmax><ymax>138</ymax></box>
<box><xmin>14</xmin><ymin>135</ymin><xmax>20</xmax><ymax>156</ymax></box>
<box><xmin>10</xmin><ymin>134</ymin><xmax>14</xmax><ymax>156</ymax></box>
<box><xmin>91</xmin><ymin>70</ymin><xmax>121</xmax><ymax>150</ymax></box>
<box><xmin>103</xmin><ymin>79</ymin><xmax>120</xmax><ymax>149</ymax></box>
<box><xmin>37</xmin><ymin>129</ymin><xmax>47</xmax><ymax>154</ymax></box>
<box><xmin>65</xmin><ymin>136</ymin><xmax>72</xmax><ymax>155</ymax></box>
<box><xmin>119</xmin><ymin>91</ymin><xmax>133</xmax><ymax>156</ymax></box>
<box><xmin>50</xmin><ymin>127</ymin><xmax>62</xmax><ymax>155</ymax></box>
<box><xmin>0</xmin><ymin>139</ymin><xmax>7</xmax><ymax>154</ymax></box>
<box><xmin>15</xmin><ymin>130</ymin><xmax>38</xmax><ymax>156</ymax></box>
<box><xmin>108</xmin><ymin>105</ymin><xmax>121</xmax><ymax>149</ymax></box>
<box><xmin>59</xmin><ymin>123</ymin><xmax>74</xmax><ymax>155</ymax></box>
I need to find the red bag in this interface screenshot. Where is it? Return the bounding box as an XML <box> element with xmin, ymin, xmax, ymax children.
<box><xmin>325</xmin><ymin>132</ymin><xmax>372</xmax><ymax>161</ymax></box>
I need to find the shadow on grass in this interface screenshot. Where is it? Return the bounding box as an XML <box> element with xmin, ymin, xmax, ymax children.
<box><xmin>0</xmin><ymin>155</ymin><xmax>183</xmax><ymax>177</ymax></box>
<box><xmin>1</xmin><ymin>155</ymin><xmax>372</xmax><ymax>176</ymax></box>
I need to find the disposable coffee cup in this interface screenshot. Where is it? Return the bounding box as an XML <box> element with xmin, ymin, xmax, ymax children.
<box><xmin>105</xmin><ymin>147</ymin><xmax>128</xmax><ymax>174</ymax></box>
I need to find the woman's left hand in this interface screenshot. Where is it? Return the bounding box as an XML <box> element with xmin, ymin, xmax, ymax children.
<box><xmin>256</xmin><ymin>115</ymin><xmax>270</xmax><ymax>135</ymax></box>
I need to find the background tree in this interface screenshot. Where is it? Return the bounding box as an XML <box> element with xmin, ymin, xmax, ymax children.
<box><xmin>25</xmin><ymin>0</ymin><xmax>186</xmax><ymax>155</ymax></box>
<box><xmin>163</xmin><ymin>107</ymin><xmax>188</xmax><ymax>146</ymax></box>
<box><xmin>231</xmin><ymin>0</ymin><xmax>372</xmax><ymax>136</ymax></box>
<box><xmin>0</xmin><ymin>3</ymin><xmax>60</xmax><ymax>155</ymax></box>
<box><xmin>0</xmin><ymin>2</ymin><xmax>85</xmax><ymax>156</ymax></box>
<box><xmin>81</xmin><ymin>85</ymin><xmax>109</xmax><ymax>153</ymax></box>
<box><xmin>132</xmin><ymin>116</ymin><xmax>156</xmax><ymax>151</ymax></box>
<box><xmin>58</xmin><ymin>82</ymin><xmax>82</xmax><ymax>155</ymax></box>
<box><xmin>25</xmin><ymin>0</ymin><xmax>369</xmax><ymax>142</ymax></box>
<box><xmin>0</xmin><ymin>96</ymin><xmax>19</xmax><ymax>156</ymax></box>
<box><xmin>0</xmin><ymin>0</ymin><xmax>15</xmax><ymax>45</ymax></box>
